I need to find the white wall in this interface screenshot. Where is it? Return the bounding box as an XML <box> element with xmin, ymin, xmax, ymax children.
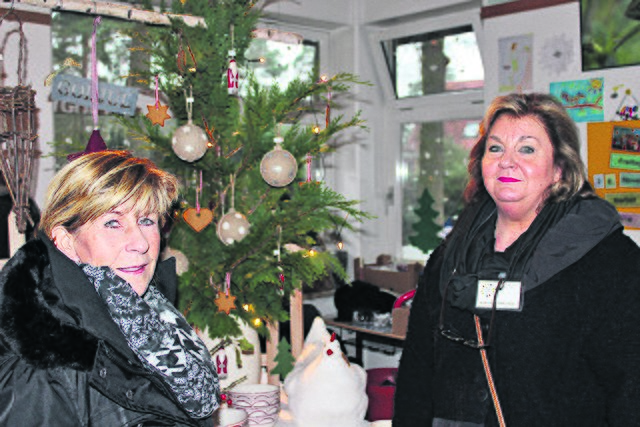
<box><xmin>482</xmin><ymin>1</ymin><xmax>640</xmax><ymax>244</ymax></box>
<box><xmin>263</xmin><ymin>0</ymin><xmax>399</xmax><ymax>267</ymax></box>
<box><xmin>362</xmin><ymin>0</ymin><xmax>478</xmax><ymax>24</ymax></box>
<box><xmin>0</xmin><ymin>5</ymin><xmax>55</xmax><ymax>206</ymax></box>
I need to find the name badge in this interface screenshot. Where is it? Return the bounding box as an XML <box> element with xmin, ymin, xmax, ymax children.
<box><xmin>475</xmin><ymin>279</ymin><xmax>523</xmax><ymax>311</ymax></box>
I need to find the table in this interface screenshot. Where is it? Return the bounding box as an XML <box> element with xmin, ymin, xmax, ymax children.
<box><xmin>323</xmin><ymin>318</ymin><xmax>405</xmax><ymax>366</ymax></box>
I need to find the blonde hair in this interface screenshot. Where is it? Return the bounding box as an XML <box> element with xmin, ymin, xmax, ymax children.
<box><xmin>40</xmin><ymin>150</ymin><xmax>179</xmax><ymax>236</ymax></box>
<box><xmin>465</xmin><ymin>92</ymin><xmax>593</xmax><ymax>205</ymax></box>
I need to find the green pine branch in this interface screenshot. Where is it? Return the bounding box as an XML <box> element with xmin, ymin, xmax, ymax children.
<box><xmin>117</xmin><ymin>0</ymin><xmax>371</xmax><ymax>340</ymax></box>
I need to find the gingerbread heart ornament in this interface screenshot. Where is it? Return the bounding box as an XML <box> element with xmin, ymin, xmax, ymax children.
<box><xmin>183</xmin><ymin>208</ymin><xmax>214</xmax><ymax>232</ymax></box>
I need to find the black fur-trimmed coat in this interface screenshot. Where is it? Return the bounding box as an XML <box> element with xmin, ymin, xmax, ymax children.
<box><xmin>0</xmin><ymin>236</ymin><xmax>213</xmax><ymax>426</ymax></box>
<box><xmin>393</xmin><ymin>227</ymin><xmax>640</xmax><ymax>426</ymax></box>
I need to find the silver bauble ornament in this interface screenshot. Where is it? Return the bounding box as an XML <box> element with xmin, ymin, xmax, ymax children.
<box><xmin>260</xmin><ymin>137</ymin><xmax>298</xmax><ymax>187</ymax></box>
<box><xmin>172</xmin><ymin>121</ymin><xmax>209</xmax><ymax>162</ymax></box>
<box><xmin>161</xmin><ymin>247</ymin><xmax>189</xmax><ymax>275</ymax></box>
<box><xmin>217</xmin><ymin>209</ymin><xmax>251</xmax><ymax>245</ymax></box>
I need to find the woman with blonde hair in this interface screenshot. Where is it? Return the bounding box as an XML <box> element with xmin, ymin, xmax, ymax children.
<box><xmin>0</xmin><ymin>150</ymin><xmax>219</xmax><ymax>426</ymax></box>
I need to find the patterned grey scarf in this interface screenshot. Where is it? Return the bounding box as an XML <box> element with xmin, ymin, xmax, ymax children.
<box><xmin>81</xmin><ymin>264</ymin><xmax>220</xmax><ymax>419</ymax></box>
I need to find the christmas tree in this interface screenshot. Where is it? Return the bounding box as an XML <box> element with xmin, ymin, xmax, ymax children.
<box><xmin>120</xmin><ymin>0</ymin><xmax>370</xmax><ymax>340</ymax></box>
<box><xmin>270</xmin><ymin>338</ymin><xmax>295</xmax><ymax>380</ymax></box>
<box><xmin>409</xmin><ymin>187</ymin><xmax>442</xmax><ymax>254</ymax></box>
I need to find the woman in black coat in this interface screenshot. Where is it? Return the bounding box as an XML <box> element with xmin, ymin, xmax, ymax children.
<box><xmin>0</xmin><ymin>151</ymin><xmax>219</xmax><ymax>426</ymax></box>
<box><xmin>394</xmin><ymin>93</ymin><xmax>640</xmax><ymax>426</ymax></box>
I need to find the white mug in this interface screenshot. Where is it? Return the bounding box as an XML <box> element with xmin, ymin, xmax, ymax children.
<box><xmin>228</xmin><ymin>384</ymin><xmax>280</xmax><ymax>427</ymax></box>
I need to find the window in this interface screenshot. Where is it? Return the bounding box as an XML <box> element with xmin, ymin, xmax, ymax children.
<box><xmin>51</xmin><ymin>12</ymin><xmax>157</xmax><ymax>169</ymax></box>
<box><xmin>381</xmin><ymin>25</ymin><xmax>484</xmax><ymax>99</ymax></box>
<box><xmin>50</xmin><ymin>13</ymin><xmax>319</xmax><ymax>170</ymax></box>
<box><xmin>245</xmin><ymin>38</ymin><xmax>319</xmax><ymax>88</ymax></box>
<box><xmin>368</xmin><ymin>7</ymin><xmax>484</xmax><ymax>261</ymax></box>
<box><xmin>400</xmin><ymin>119</ymin><xmax>480</xmax><ymax>260</ymax></box>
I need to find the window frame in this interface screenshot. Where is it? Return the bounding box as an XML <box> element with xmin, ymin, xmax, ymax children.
<box><xmin>368</xmin><ymin>7</ymin><xmax>485</xmax><ymax>107</ymax></box>
<box><xmin>48</xmin><ymin>14</ymin><xmax>325</xmax><ymax>167</ymax></box>
<box><xmin>367</xmin><ymin>7</ymin><xmax>486</xmax><ymax>260</ymax></box>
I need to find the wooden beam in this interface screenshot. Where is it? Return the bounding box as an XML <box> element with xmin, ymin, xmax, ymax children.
<box><xmin>265</xmin><ymin>321</ymin><xmax>279</xmax><ymax>385</ymax></box>
<box><xmin>0</xmin><ymin>5</ymin><xmax>51</xmax><ymax>25</ymax></box>
<box><xmin>289</xmin><ymin>289</ymin><xmax>303</xmax><ymax>359</ymax></box>
<box><xmin>481</xmin><ymin>0</ymin><xmax>577</xmax><ymax>19</ymax></box>
<box><xmin>14</xmin><ymin>0</ymin><xmax>205</xmax><ymax>26</ymax></box>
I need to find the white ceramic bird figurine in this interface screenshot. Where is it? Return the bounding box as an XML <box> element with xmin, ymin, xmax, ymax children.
<box><xmin>284</xmin><ymin>317</ymin><xmax>369</xmax><ymax>427</ymax></box>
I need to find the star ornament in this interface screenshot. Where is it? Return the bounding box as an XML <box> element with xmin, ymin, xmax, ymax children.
<box><xmin>146</xmin><ymin>103</ymin><xmax>171</xmax><ymax>127</ymax></box>
<box><xmin>215</xmin><ymin>291</ymin><xmax>237</xmax><ymax>315</ymax></box>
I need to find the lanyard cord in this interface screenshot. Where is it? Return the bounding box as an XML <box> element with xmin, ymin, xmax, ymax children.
<box><xmin>475</xmin><ymin>314</ymin><xmax>506</xmax><ymax>427</ymax></box>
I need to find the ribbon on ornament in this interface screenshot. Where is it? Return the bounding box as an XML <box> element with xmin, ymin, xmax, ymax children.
<box><xmin>196</xmin><ymin>170</ymin><xmax>203</xmax><ymax>214</ymax></box>
<box><xmin>306</xmin><ymin>153</ymin><xmax>312</xmax><ymax>183</ymax></box>
<box><xmin>68</xmin><ymin>16</ymin><xmax>107</xmax><ymax>161</ymax></box>
<box><xmin>90</xmin><ymin>17</ymin><xmax>100</xmax><ymax>130</ymax></box>
<box><xmin>225</xmin><ymin>272</ymin><xmax>232</xmax><ymax>297</ymax></box>
<box><xmin>277</xmin><ymin>225</ymin><xmax>285</xmax><ymax>286</ymax></box>
<box><xmin>182</xmin><ymin>171</ymin><xmax>213</xmax><ymax>232</ymax></box>
<box><xmin>325</xmin><ymin>86</ymin><xmax>332</xmax><ymax>128</ymax></box>
<box><xmin>154</xmin><ymin>75</ymin><xmax>160</xmax><ymax>108</ymax></box>
<box><xmin>145</xmin><ymin>75</ymin><xmax>171</xmax><ymax>126</ymax></box>
<box><xmin>214</xmin><ymin>272</ymin><xmax>237</xmax><ymax>315</ymax></box>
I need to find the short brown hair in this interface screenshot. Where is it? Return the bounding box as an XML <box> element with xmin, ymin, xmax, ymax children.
<box><xmin>40</xmin><ymin>150</ymin><xmax>179</xmax><ymax>236</ymax></box>
<box><xmin>465</xmin><ymin>93</ymin><xmax>592</xmax><ymax>205</ymax></box>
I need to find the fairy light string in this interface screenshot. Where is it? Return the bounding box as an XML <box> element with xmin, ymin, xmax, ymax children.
<box><xmin>185</xmin><ymin>85</ymin><xmax>194</xmax><ymax>123</ymax></box>
<box><xmin>335</xmin><ymin>212</ymin><xmax>349</xmax><ymax>250</ymax></box>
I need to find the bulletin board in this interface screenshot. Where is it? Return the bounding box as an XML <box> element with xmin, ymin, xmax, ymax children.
<box><xmin>587</xmin><ymin>120</ymin><xmax>640</xmax><ymax>229</ymax></box>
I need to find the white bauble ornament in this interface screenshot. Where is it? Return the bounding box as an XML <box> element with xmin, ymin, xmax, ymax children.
<box><xmin>260</xmin><ymin>137</ymin><xmax>298</xmax><ymax>187</ymax></box>
<box><xmin>172</xmin><ymin>121</ymin><xmax>209</xmax><ymax>162</ymax></box>
<box><xmin>160</xmin><ymin>247</ymin><xmax>189</xmax><ymax>275</ymax></box>
<box><xmin>217</xmin><ymin>209</ymin><xmax>251</xmax><ymax>245</ymax></box>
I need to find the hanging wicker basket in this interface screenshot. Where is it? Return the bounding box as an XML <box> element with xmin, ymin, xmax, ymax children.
<box><xmin>0</xmin><ymin>9</ymin><xmax>39</xmax><ymax>233</ymax></box>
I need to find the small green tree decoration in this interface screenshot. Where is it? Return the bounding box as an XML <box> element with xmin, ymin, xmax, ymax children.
<box><xmin>270</xmin><ymin>338</ymin><xmax>296</xmax><ymax>380</ymax></box>
<box><xmin>409</xmin><ymin>187</ymin><xmax>442</xmax><ymax>254</ymax></box>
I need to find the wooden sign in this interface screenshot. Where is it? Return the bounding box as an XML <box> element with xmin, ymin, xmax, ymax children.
<box><xmin>50</xmin><ymin>73</ymin><xmax>139</xmax><ymax>116</ymax></box>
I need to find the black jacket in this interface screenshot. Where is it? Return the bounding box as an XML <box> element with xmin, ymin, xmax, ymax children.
<box><xmin>394</xmin><ymin>226</ymin><xmax>640</xmax><ymax>426</ymax></box>
<box><xmin>0</xmin><ymin>236</ymin><xmax>214</xmax><ymax>426</ymax></box>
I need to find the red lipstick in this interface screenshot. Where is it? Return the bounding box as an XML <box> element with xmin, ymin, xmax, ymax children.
<box><xmin>498</xmin><ymin>177</ymin><xmax>521</xmax><ymax>183</ymax></box>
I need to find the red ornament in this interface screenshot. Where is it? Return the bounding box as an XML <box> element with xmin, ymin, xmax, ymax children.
<box><xmin>227</xmin><ymin>398</ymin><xmax>233</xmax><ymax>406</ymax></box>
<box><xmin>227</xmin><ymin>50</ymin><xmax>238</xmax><ymax>95</ymax></box>
<box><xmin>326</xmin><ymin>349</ymin><xmax>334</xmax><ymax>356</ymax></box>
<box><xmin>279</xmin><ymin>272</ymin><xmax>285</xmax><ymax>283</ymax></box>
<box><xmin>330</xmin><ymin>332</ymin><xmax>336</xmax><ymax>342</ymax></box>
<box><xmin>325</xmin><ymin>103</ymin><xmax>330</xmax><ymax>128</ymax></box>
<box><xmin>221</xmin><ymin>393</ymin><xmax>227</xmax><ymax>401</ymax></box>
